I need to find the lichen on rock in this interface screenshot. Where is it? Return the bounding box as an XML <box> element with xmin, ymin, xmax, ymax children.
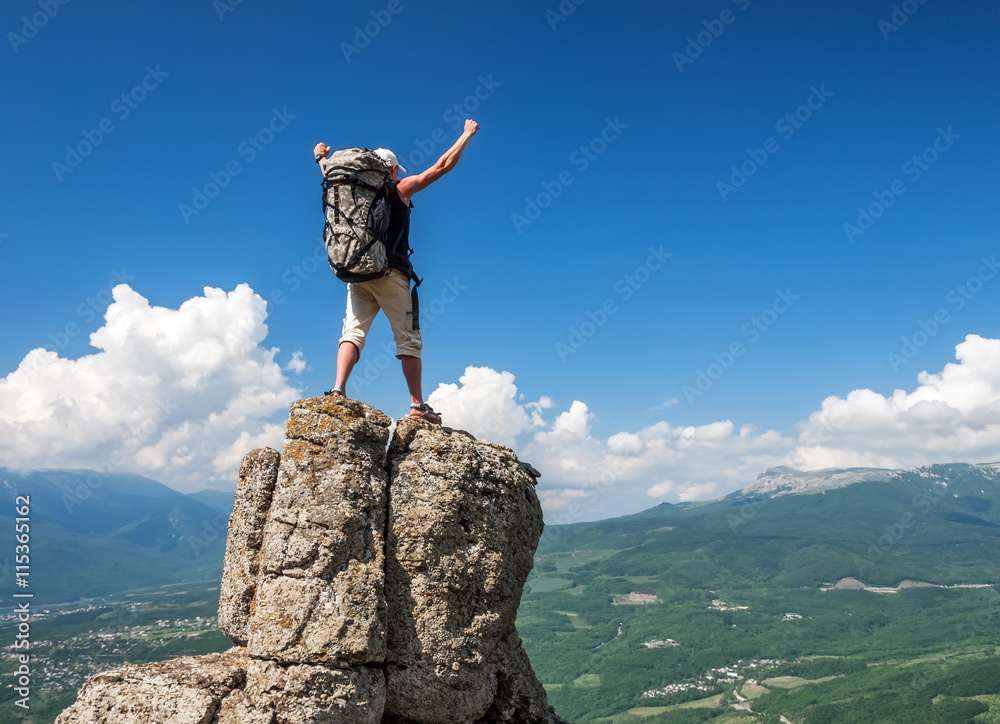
<box><xmin>55</xmin><ymin>647</ymin><xmax>248</xmax><ymax>724</ymax></box>
<box><xmin>56</xmin><ymin>397</ymin><xmax>569</xmax><ymax>724</ymax></box>
<box><xmin>383</xmin><ymin>415</ymin><xmax>547</xmax><ymax>723</ymax></box>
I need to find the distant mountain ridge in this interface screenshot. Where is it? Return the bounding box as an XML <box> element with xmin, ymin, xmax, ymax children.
<box><xmin>741</xmin><ymin>461</ymin><xmax>1000</xmax><ymax>498</ymax></box>
<box><xmin>4</xmin><ymin>460</ymin><xmax>999</xmax><ymax>605</ymax></box>
<box><xmin>0</xmin><ymin>467</ymin><xmax>235</xmax><ymax>605</ymax></box>
<box><xmin>540</xmin><ymin>460</ymin><xmax>1000</xmax><ymax>589</ymax></box>
<box><xmin>523</xmin><ymin>460</ymin><xmax>1000</xmax><ymax>722</ymax></box>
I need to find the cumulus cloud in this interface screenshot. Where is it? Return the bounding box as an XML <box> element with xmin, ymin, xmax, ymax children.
<box><xmin>428</xmin><ymin>335</ymin><xmax>1000</xmax><ymax>523</ymax></box>
<box><xmin>284</xmin><ymin>351</ymin><xmax>307</xmax><ymax>374</ymax></box>
<box><xmin>677</xmin><ymin>481</ymin><xmax>718</xmax><ymax>501</ymax></box>
<box><xmin>8</xmin><ymin>292</ymin><xmax>997</xmax><ymax>522</ymax></box>
<box><xmin>646</xmin><ymin>480</ymin><xmax>675</xmax><ymax>498</ymax></box>
<box><xmin>428</xmin><ymin>368</ymin><xmax>794</xmax><ymax>521</ymax></box>
<box><xmin>427</xmin><ymin>367</ymin><xmax>550</xmax><ymax>448</ymax></box>
<box><xmin>787</xmin><ymin>333</ymin><xmax>1000</xmax><ymax>470</ymax></box>
<box><xmin>0</xmin><ymin>284</ymin><xmax>300</xmax><ymax>492</ymax></box>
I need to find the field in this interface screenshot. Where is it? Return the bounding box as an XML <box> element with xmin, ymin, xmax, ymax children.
<box><xmin>0</xmin><ymin>580</ymin><xmax>231</xmax><ymax>723</ymax></box>
<box><xmin>4</xmin><ymin>464</ymin><xmax>1000</xmax><ymax>723</ymax></box>
<box><xmin>518</xmin><ymin>467</ymin><xmax>1000</xmax><ymax>722</ymax></box>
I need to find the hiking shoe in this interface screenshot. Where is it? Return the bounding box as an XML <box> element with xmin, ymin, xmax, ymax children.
<box><xmin>409</xmin><ymin>402</ymin><xmax>442</xmax><ymax>424</ymax></box>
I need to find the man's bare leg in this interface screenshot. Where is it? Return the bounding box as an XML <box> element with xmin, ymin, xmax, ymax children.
<box><xmin>401</xmin><ymin>355</ymin><xmax>440</xmax><ymax>422</ymax></box>
<box><xmin>334</xmin><ymin>341</ymin><xmax>359</xmax><ymax>394</ymax></box>
<box><xmin>400</xmin><ymin>355</ymin><xmax>422</xmax><ymax>407</ymax></box>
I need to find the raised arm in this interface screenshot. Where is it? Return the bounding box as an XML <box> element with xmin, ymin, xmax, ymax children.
<box><xmin>396</xmin><ymin>120</ymin><xmax>479</xmax><ymax>203</ymax></box>
<box><xmin>313</xmin><ymin>142</ymin><xmax>330</xmax><ymax>174</ymax></box>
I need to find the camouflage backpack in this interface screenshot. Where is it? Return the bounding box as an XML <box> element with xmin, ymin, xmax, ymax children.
<box><xmin>320</xmin><ymin>148</ymin><xmax>393</xmax><ymax>283</ymax></box>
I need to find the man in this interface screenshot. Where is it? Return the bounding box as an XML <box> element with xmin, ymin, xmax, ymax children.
<box><xmin>312</xmin><ymin>119</ymin><xmax>480</xmax><ymax>423</ymax></box>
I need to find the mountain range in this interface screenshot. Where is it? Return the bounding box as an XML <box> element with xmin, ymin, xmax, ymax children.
<box><xmin>0</xmin><ymin>468</ymin><xmax>234</xmax><ymax>606</ymax></box>
<box><xmin>4</xmin><ymin>460</ymin><xmax>1000</xmax><ymax>721</ymax></box>
<box><xmin>523</xmin><ymin>461</ymin><xmax>1000</xmax><ymax>722</ymax></box>
<box><xmin>4</xmin><ymin>460</ymin><xmax>998</xmax><ymax>604</ymax></box>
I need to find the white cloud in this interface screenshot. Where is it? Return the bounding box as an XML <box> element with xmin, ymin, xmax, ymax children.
<box><xmin>608</xmin><ymin>432</ymin><xmax>644</xmax><ymax>455</ymax></box>
<box><xmin>8</xmin><ymin>303</ymin><xmax>996</xmax><ymax>521</ymax></box>
<box><xmin>787</xmin><ymin>333</ymin><xmax>1000</xmax><ymax>470</ymax></box>
<box><xmin>284</xmin><ymin>351</ymin><xmax>307</xmax><ymax>374</ymax></box>
<box><xmin>429</xmin><ymin>335</ymin><xmax>1000</xmax><ymax>523</ymax></box>
<box><xmin>650</xmin><ymin>398</ymin><xmax>680</xmax><ymax>411</ymax></box>
<box><xmin>427</xmin><ymin>367</ymin><xmax>548</xmax><ymax>448</ymax></box>
<box><xmin>551</xmin><ymin>401</ymin><xmax>591</xmax><ymax>436</ymax></box>
<box><xmin>430</xmin><ymin>368</ymin><xmax>793</xmax><ymax>521</ymax></box>
<box><xmin>0</xmin><ymin>284</ymin><xmax>300</xmax><ymax>492</ymax></box>
<box><xmin>646</xmin><ymin>480</ymin><xmax>675</xmax><ymax>498</ymax></box>
<box><xmin>678</xmin><ymin>481</ymin><xmax>718</xmax><ymax>501</ymax></box>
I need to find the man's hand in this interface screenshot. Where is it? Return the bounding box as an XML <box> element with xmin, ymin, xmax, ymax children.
<box><xmin>313</xmin><ymin>142</ymin><xmax>330</xmax><ymax>159</ymax></box>
<box><xmin>396</xmin><ymin>121</ymin><xmax>479</xmax><ymax>203</ymax></box>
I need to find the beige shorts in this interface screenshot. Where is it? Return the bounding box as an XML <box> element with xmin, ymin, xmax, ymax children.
<box><xmin>339</xmin><ymin>269</ymin><xmax>422</xmax><ymax>359</ymax></box>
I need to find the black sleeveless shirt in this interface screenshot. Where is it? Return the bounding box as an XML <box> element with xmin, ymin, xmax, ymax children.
<box><xmin>385</xmin><ymin>181</ymin><xmax>413</xmax><ymax>277</ymax></box>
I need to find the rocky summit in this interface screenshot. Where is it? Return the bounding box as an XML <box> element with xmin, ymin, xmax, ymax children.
<box><xmin>56</xmin><ymin>396</ymin><xmax>570</xmax><ymax>724</ymax></box>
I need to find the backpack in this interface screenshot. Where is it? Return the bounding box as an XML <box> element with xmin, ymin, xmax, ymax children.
<box><xmin>320</xmin><ymin>148</ymin><xmax>393</xmax><ymax>283</ymax></box>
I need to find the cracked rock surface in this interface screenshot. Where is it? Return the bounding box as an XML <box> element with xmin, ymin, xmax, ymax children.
<box><xmin>247</xmin><ymin>398</ymin><xmax>390</xmax><ymax>667</ymax></box>
<box><xmin>57</xmin><ymin>397</ymin><xmax>569</xmax><ymax>724</ymax></box>
<box><xmin>382</xmin><ymin>416</ymin><xmax>547</xmax><ymax>723</ymax></box>
<box><xmin>55</xmin><ymin>647</ymin><xmax>248</xmax><ymax>724</ymax></box>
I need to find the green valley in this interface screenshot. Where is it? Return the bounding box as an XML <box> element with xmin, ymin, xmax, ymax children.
<box><xmin>4</xmin><ymin>462</ymin><xmax>999</xmax><ymax>723</ymax></box>
<box><xmin>517</xmin><ymin>463</ymin><xmax>1000</xmax><ymax>722</ymax></box>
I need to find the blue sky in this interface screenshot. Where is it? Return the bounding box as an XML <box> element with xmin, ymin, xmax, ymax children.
<box><xmin>2</xmin><ymin>0</ymin><xmax>999</xmax><ymax>521</ymax></box>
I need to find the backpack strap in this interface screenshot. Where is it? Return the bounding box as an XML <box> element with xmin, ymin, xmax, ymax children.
<box><xmin>408</xmin><ymin>267</ymin><xmax>422</xmax><ymax>331</ymax></box>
